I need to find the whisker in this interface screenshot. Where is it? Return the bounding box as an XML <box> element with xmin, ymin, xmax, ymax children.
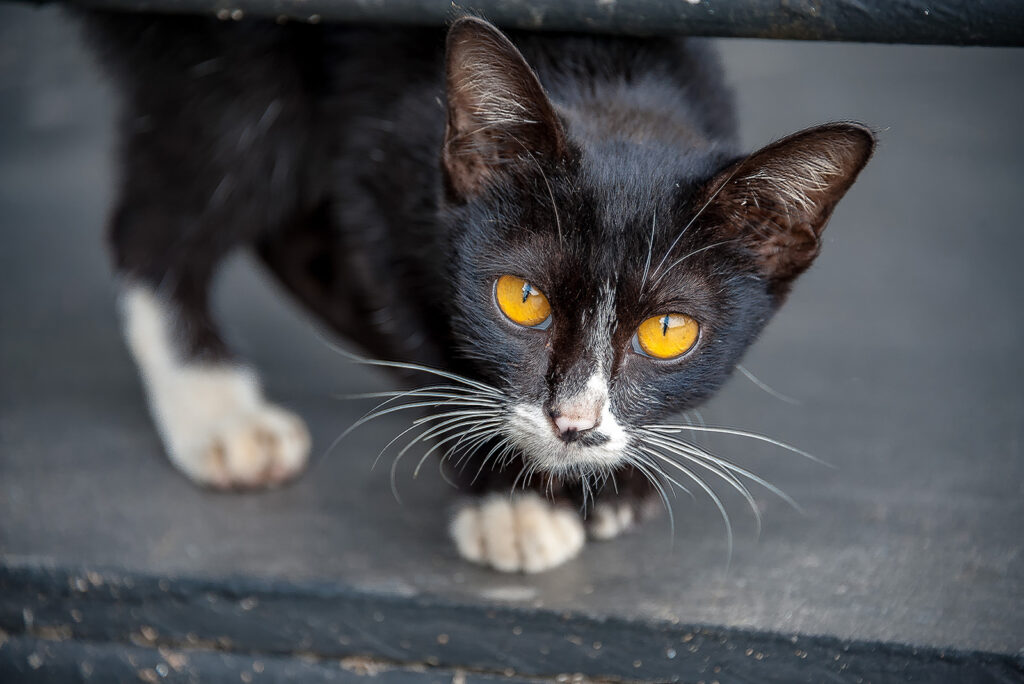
<box><xmin>580</xmin><ymin>472</ymin><xmax>591</xmax><ymax>513</ymax></box>
<box><xmin>383</xmin><ymin>412</ymin><xmax>500</xmax><ymax>500</ymax></box>
<box><xmin>333</xmin><ymin>400</ymin><xmax>497</xmax><ymax>470</ymax></box>
<box><xmin>651</xmin><ymin>446</ymin><xmax>749</xmax><ymax>548</ymax></box>
<box><xmin>404</xmin><ymin>412</ymin><xmax>495</xmax><ymax>452</ymax></box>
<box><xmin>681</xmin><ymin>412</ymin><xmax>704</xmax><ymax>449</ymax></box>
<box><xmin>510</xmin><ymin>460</ymin><xmax>530</xmax><ymax>495</ymax></box>
<box><xmin>386</xmin><ymin>415</ymin><xmax>491</xmax><ymax>503</ymax></box>
<box><xmin>400</xmin><ymin>414</ymin><xmax>500</xmax><ymax>467</ymax></box>
<box><xmin>646</xmin><ymin>423</ymin><xmax>830</xmax><ymax>467</ymax></box>
<box><xmin>470</xmin><ymin>437</ymin><xmax>511</xmax><ymax>483</ymax></box>
<box><xmin>628</xmin><ymin>453</ymin><xmax>677</xmax><ymax>540</ymax></box>
<box><xmin>448</xmin><ymin>426</ymin><xmax>503</xmax><ymax>471</ymax></box>
<box><xmin>323</xmin><ymin>342</ymin><xmax>503</xmax><ymax>397</ymax></box>
<box><xmin>372</xmin><ymin>421</ymin><xmax>425</xmax><ymax>471</ymax></box>
<box><xmin>345</xmin><ymin>398</ymin><xmax>498</xmax><ymax>440</ymax></box>
<box><xmin>445</xmin><ymin>422</ymin><xmax>491</xmax><ymax>463</ymax></box>
<box><xmin>632</xmin><ymin>450</ymin><xmax>693</xmax><ymax>499</ymax></box>
<box><xmin>647</xmin><ymin>164</ymin><xmax>744</xmax><ymax>293</ymax></box>
<box><xmin>473</xmin><ymin>439</ymin><xmax>517</xmax><ymax>485</ymax></box>
<box><xmin>642</xmin><ymin>434</ymin><xmax>763</xmax><ymax>537</ymax></box>
<box><xmin>438</xmin><ymin>458</ymin><xmax>459</xmax><ymax>489</ymax></box>
<box><xmin>650</xmin><ymin>239</ymin><xmax>739</xmax><ymax>288</ymax></box>
<box><xmin>735</xmin><ymin>365</ymin><xmax>801</xmax><ymax>405</ymax></box>
<box><xmin>321</xmin><ymin>389</ymin><xmax>473</xmax><ymax>466</ymax></box>
<box><xmin>390</xmin><ymin>418</ymin><xmax>500</xmax><ymax>502</ymax></box>
<box><xmin>639</xmin><ymin>210</ymin><xmax>657</xmax><ymax>292</ymax></box>
<box><xmin>333</xmin><ymin>383</ymin><xmax>492</xmax><ymax>401</ymax></box>
<box><xmin>535</xmin><ymin>153</ymin><xmax>564</xmax><ymax>245</ymax></box>
<box><xmin>643</xmin><ymin>430</ymin><xmax>803</xmax><ymax>515</ymax></box>
<box><xmin>639</xmin><ymin>446</ymin><xmax>734</xmax><ymax>569</ymax></box>
<box><xmin>342</xmin><ymin>385</ymin><xmax>485</xmax><ymax>432</ymax></box>
<box><xmin>410</xmin><ymin>407</ymin><xmax>502</xmax><ymax>427</ymax></box>
<box><xmin>412</xmin><ymin>419</ymin><xmax>503</xmax><ymax>478</ymax></box>
<box><xmin>408</xmin><ymin>414</ymin><xmax>504</xmax><ymax>469</ymax></box>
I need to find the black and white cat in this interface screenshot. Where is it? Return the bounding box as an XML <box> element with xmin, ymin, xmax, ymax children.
<box><xmin>83</xmin><ymin>13</ymin><xmax>874</xmax><ymax>572</ymax></box>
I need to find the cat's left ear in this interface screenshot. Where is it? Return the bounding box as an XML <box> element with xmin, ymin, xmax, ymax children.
<box><xmin>701</xmin><ymin>122</ymin><xmax>876</xmax><ymax>293</ymax></box>
<box><xmin>442</xmin><ymin>17</ymin><xmax>568</xmax><ymax>202</ymax></box>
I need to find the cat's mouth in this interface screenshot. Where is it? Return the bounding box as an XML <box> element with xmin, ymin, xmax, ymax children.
<box><xmin>504</xmin><ymin>403</ymin><xmax>630</xmax><ymax>475</ymax></box>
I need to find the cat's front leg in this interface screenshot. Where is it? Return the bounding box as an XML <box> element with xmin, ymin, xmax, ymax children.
<box><xmin>99</xmin><ymin>42</ymin><xmax>317</xmax><ymax>489</ymax></box>
<box><xmin>121</xmin><ymin>286</ymin><xmax>310</xmax><ymax>489</ymax></box>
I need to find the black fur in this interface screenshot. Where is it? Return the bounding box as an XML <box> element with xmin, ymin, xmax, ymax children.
<box><xmin>81</xmin><ymin>13</ymin><xmax>873</xmax><ymax>513</ymax></box>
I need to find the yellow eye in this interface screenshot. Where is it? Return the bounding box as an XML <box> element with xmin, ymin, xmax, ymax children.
<box><xmin>635</xmin><ymin>313</ymin><xmax>699</xmax><ymax>359</ymax></box>
<box><xmin>495</xmin><ymin>275</ymin><xmax>551</xmax><ymax>328</ymax></box>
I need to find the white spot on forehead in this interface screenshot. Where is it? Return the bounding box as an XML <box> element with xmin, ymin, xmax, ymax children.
<box><xmin>586</xmin><ymin>281</ymin><xmax>618</xmax><ymax>352</ymax></box>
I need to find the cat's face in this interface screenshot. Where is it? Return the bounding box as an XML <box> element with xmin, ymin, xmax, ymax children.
<box><xmin>438</xmin><ymin>19</ymin><xmax>874</xmax><ymax>477</ymax></box>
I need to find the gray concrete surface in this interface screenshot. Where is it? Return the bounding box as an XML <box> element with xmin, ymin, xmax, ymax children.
<box><xmin>1</xmin><ymin>1</ymin><xmax>1022</xmax><ymax>666</ymax></box>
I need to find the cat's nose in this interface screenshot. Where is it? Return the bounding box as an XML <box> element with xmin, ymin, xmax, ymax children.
<box><xmin>548</xmin><ymin>404</ymin><xmax>601</xmax><ymax>442</ymax></box>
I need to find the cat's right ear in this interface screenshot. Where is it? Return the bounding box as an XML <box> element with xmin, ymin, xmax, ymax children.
<box><xmin>442</xmin><ymin>17</ymin><xmax>567</xmax><ymax>202</ymax></box>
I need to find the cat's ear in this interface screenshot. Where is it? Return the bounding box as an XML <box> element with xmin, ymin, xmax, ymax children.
<box><xmin>442</xmin><ymin>17</ymin><xmax>567</xmax><ymax>202</ymax></box>
<box><xmin>702</xmin><ymin>122</ymin><xmax>875</xmax><ymax>292</ymax></box>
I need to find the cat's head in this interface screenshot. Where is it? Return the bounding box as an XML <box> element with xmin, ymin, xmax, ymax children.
<box><xmin>437</xmin><ymin>18</ymin><xmax>874</xmax><ymax>477</ymax></box>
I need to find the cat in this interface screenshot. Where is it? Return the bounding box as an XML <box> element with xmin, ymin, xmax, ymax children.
<box><xmin>80</xmin><ymin>12</ymin><xmax>874</xmax><ymax>572</ymax></box>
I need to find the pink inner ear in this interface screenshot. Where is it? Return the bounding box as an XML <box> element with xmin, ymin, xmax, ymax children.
<box><xmin>701</xmin><ymin>123</ymin><xmax>875</xmax><ymax>286</ymax></box>
<box><xmin>442</xmin><ymin>18</ymin><xmax>567</xmax><ymax>201</ymax></box>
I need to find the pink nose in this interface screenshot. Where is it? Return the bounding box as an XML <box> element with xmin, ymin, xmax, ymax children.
<box><xmin>548</xmin><ymin>403</ymin><xmax>602</xmax><ymax>441</ymax></box>
<box><xmin>554</xmin><ymin>414</ymin><xmax>598</xmax><ymax>434</ymax></box>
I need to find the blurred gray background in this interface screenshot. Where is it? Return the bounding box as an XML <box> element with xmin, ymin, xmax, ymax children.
<box><xmin>1</xmin><ymin>3</ymin><xmax>1021</xmax><ymax>656</ymax></box>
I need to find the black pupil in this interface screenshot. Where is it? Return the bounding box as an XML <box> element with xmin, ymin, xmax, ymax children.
<box><xmin>661</xmin><ymin>315</ymin><xmax>670</xmax><ymax>336</ymax></box>
<box><xmin>521</xmin><ymin>283</ymin><xmax>532</xmax><ymax>304</ymax></box>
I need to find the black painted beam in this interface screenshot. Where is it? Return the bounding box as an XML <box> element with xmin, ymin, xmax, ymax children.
<box><xmin>19</xmin><ymin>0</ymin><xmax>1024</xmax><ymax>46</ymax></box>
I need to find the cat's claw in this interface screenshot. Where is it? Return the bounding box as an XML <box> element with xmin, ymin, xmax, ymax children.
<box><xmin>450</xmin><ymin>492</ymin><xmax>585</xmax><ymax>573</ymax></box>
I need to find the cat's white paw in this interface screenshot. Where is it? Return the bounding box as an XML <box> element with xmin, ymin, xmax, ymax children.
<box><xmin>121</xmin><ymin>286</ymin><xmax>310</xmax><ymax>490</ymax></box>
<box><xmin>450</xmin><ymin>492</ymin><xmax>585</xmax><ymax>573</ymax></box>
<box><xmin>181</xmin><ymin>404</ymin><xmax>310</xmax><ymax>489</ymax></box>
<box><xmin>151</xmin><ymin>368</ymin><xmax>312</xmax><ymax>490</ymax></box>
<box><xmin>587</xmin><ymin>501</ymin><xmax>635</xmax><ymax>540</ymax></box>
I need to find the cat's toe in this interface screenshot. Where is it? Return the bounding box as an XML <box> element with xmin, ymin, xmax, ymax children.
<box><xmin>450</xmin><ymin>492</ymin><xmax>585</xmax><ymax>573</ymax></box>
<box><xmin>199</xmin><ymin>405</ymin><xmax>310</xmax><ymax>490</ymax></box>
<box><xmin>587</xmin><ymin>501</ymin><xmax>636</xmax><ymax>540</ymax></box>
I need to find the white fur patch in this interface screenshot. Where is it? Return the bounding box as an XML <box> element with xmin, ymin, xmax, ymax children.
<box><xmin>505</xmin><ymin>364</ymin><xmax>629</xmax><ymax>476</ymax></box>
<box><xmin>121</xmin><ymin>286</ymin><xmax>310</xmax><ymax>489</ymax></box>
<box><xmin>450</xmin><ymin>492</ymin><xmax>585</xmax><ymax>573</ymax></box>
<box><xmin>503</xmin><ymin>282</ymin><xmax>631</xmax><ymax>475</ymax></box>
<box><xmin>505</xmin><ymin>400</ymin><xmax>628</xmax><ymax>476</ymax></box>
<box><xmin>587</xmin><ymin>501</ymin><xmax>635</xmax><ymax>540</ymax></box>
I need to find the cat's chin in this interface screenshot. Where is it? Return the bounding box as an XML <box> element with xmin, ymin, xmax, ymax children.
<box><xmin>504</xmin><ymin>403</ymin><xmax>630</xmax><ymax>476</ymax></box>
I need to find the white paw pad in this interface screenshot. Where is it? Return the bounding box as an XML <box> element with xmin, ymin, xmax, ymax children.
<box><xmin>450</xmin><ymin>492</ymin><xmax>585</xmax><ymax>573</ymax></box>
<box><xmin>587</xmin><ymin>501</ymin><xmax>635</xmax><ymax>540</ymax></box>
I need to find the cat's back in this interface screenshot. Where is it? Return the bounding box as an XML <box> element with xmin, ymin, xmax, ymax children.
<box><xmin>78</xmin><ymin>13</ymin><xmax>735</xmax><ymax>233</ymax></box>
<box><xmin>80</xmin><ymin>13</ymin><xmax>733</xmax><ymax>150</ymax></box>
